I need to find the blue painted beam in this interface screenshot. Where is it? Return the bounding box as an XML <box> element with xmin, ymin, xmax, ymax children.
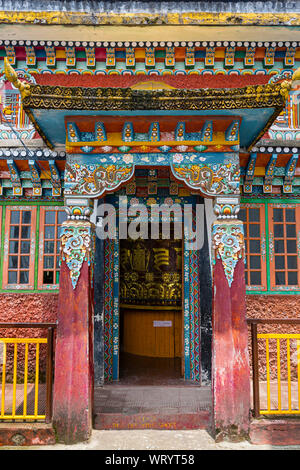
<box><xmin>283</xmin><ymin>154</ymin><xmax>299</xmax><ymax>193</ymax></box>
<box><xmin>7</xmin><ymin>159</ymin><xmax>22</xmax><ymax>196</ymax></box>
<box><xmin>263</xmin><ymin>153</ymin><xmax>277</xmax><ymax>193</ymax></box>
<box><xmin>243</xmin><ymin>153</ymin><xmax>257</xmax><ymax>194</ymax></box>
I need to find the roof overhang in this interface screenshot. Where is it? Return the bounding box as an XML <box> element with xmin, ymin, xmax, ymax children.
<box><xmin>4</xmin><ymin>58</ymin><xmax>296</xmax><ymax>152</ymax></box>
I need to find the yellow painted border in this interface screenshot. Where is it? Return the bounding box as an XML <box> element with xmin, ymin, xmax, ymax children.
<box><xmin>0</xmin><ymin>11</ymin><xmax>299</xmax><ymax>26</ymax></box>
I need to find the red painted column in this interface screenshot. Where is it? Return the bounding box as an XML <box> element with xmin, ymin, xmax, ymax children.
<box><xmin>52</xmin><ymin>219</ymin><xmax>95</xmax><ymax>444</ymax></box>
<box><xmin>211</xmin><ymin>219</ymin><xmax>250</xmax><ymax>441</ymax></box>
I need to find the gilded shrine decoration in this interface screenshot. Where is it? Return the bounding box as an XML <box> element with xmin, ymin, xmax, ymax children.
<box><xmin>120</xmin><ymin>237</ymin><xmax>182</xmax><ymax>308</ymax></box>
<box><xmin>212</xmin><ymin>222</ymin><xmax>245</xmax><ymax>287</ymax></box>
<box><xmin>60</xmin><ymin>221</ymin><xmax>95</xmax><ymax>289</ymax></box>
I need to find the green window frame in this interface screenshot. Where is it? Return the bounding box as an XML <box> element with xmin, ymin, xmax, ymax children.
<box><xmin>0</xmin><ymin>201</ymin><xmax>65</xmax><ymax>292</ymax></box>
<box><xmin>241</xmin><ymin>198</ymin><xmax>300</xmax><ymax>295</ymax></box>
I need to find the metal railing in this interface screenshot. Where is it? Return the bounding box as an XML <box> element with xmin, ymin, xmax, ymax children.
<box><xmin>0</xmin><ymin>323</ymin><xmax>56</xmax><ymax>422</ymax></box>
<box><xmin>248</xmin><ymin>318</ymin><xmax>300</xmax><ymax>418</ymax></box>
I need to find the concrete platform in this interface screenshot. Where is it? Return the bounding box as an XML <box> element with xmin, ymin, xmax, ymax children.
<box><xmin>93</xmin><ymin>385</ymin><xmax>212</xmax><ymax>431</ymax></box>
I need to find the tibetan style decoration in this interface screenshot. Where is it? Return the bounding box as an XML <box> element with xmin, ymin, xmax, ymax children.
<box><xmin>213</xmin><ymin>196</ymin><xmax>240</xmax><ymax>219</ymax></box>
<box><xmin>171</xmin><ymin>154</ymin><xmax>240</xmax><ymax>197</ymax></box>
<box><xmin>65</xmin><ymin>161</ymin><xmax>134</xmax><ymax>197</ymax></box>
<box><xmin>120</xmin><ymin>237</ymin><xmax>182</xmax><ymax>307</ymax></box>
<box><xmin>60</xmin><ymin>221</ymin><xmax>95</xmax><ymax>289</ymax></box>
<box><xmin>212</xmin><ymin>222</ymin><xmax>245</xmax><ymax>287</ymax></box>
<box><xmin>21</xmin><ymin>83</ymin><xmax>288</xmax><ymax>112</ymax></box>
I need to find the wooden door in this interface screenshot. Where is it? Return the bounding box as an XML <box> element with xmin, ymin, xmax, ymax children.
<box><xmin>122</xmin><ymin>307</ymin><xmax>182</xmax><ymax>358</ymax></box>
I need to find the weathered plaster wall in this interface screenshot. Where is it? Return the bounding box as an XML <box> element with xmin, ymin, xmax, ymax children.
<box><xmin>0</xmin><ymin>293</ymin><xmax>58</xmax><ymax>324</ymax></box>
<box><xmin>0</xmin><ymin>293</ymin><xmax>58</xmax><ymax>380</ymax></box>
<box><xmin>246</xmin><ymin>295</ymin><xmax>299</xmax><ymax>321</ymax></box>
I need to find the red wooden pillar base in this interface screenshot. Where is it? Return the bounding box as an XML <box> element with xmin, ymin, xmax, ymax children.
<box><xmin>52</xmin><ymin>220</ymin><xmax>94</xmax><ymax>444</ymax></box>
<box><xmin>212</xmin><ymin>220</ymin><xmax>250</xmax><ymax>441</ymax></box>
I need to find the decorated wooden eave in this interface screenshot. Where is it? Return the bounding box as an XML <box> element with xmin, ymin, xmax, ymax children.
<box><xmin>0</xmin><ymin>156</ymin><xmax>64</xmax><ymax>198</ymax></box>
<box><xmin>4</xmin><ymin>54</ymin><xmax>296</xmax><ymax>152</ymax></box>
<box><xmin>3</xmin><ymin>58</ymin><xmax>300</xmax><ymax>198</ymax></box>
<box><xmin>0</xmin><ymin>39</ymin><xmax>299</xmax><ymax>72</ymax></box>
<box><xmin>240</xmin><ymin>149</ymin><xmax>300</xmax><ymax>195</ymax></box>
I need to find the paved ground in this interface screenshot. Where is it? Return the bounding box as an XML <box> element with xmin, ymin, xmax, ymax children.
<box><xmin>1</xmin><ymin>429</ymin><xmax>300</xmax><ymax>450</ymax></box>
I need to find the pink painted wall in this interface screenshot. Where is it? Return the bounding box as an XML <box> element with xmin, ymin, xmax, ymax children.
<box><xmin>246</xmin><ymin>295</ymin><xmax>300</xmax><ymax>380</ymax></box>
<box><xmin>0</xmin><ymin>293</ymin><xmax>58</xmax><ymax>380</ymax></box>
<box><xmin>0</xmin><ymin>293</ymin><xmax>58</xmax><ymax>324</ymax></box>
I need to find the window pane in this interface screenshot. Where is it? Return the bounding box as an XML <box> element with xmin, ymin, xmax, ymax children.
<box><xmin>287</xmin><ymin>256</ymin><xmax>297</xmax><ymax>270</ymax></box>
<box><xmin>21</xmin><ymin>226</ymin><xmax>31</xmax><ymax>239</ymax></box>
<box><xmin>286</xmin><ymin>209</ymin><xmax>295</xmax><ymax>222</ymax></box>
<box><xmin>9</xmin><ymin>241</ymin><xmax>19</xmax><ymax>253</ymax></box>
<box><xmin>8</xmin><ymin>271</ymin><xmax>17</xmax><ymax>284</ymax></box>
<box><xmin>274</xmin><ymin>240</ymin><xmax>284</xmax><ymax>253</ymax></box>
<box><xmin>249</xmin><ymin>224</ymin><xmax>260</xmax><ymax>237</ymax></box>
<box><xmin>275</xmin><ymin>271</ymin><xmax>285</xmax><ymax>285</ymax></box>
<box><xmin>22</xmin><ymin>211</ymin><xmax>31</xmax><ymax>224</ymax></box>
<box><xmin>286</xmin><ymin>240</ymin><xmax>297</xmax><ymax>253</ymax></box>
<box><xmin>44</xmin><ymin>256</ymin><xmax>54</xmax><ymax>269</ymax></box>
<box><xmin>239</xmin><ymin>209</ymin><xmax>246</xmax><ymax>222</ymax></box>
<box><xmin>250</xmin><ymin>256</ymin><xmax>261</xmax><ymax>269</ymax></box>
<box><xmin>44</xmin><ymin>241</ymin><xmax>54</xmax><ymax>253</ymax></box>
<box><xmin>273</xmin><ymin>208</ymin><xmax>283</xmax><ymax>222</ymax></box>
<box><xmin>40</xmin><ymin>208</ymin><xmax>67</xmax><ymax>286</ymax></box>
<box><xmin>10</xmin><ymin>211</ymin><xmax>20</xmax><ymax>224</ymax></box>
<box><xmin>10</xmin><ymin>226</ymin><xmax>19</xmax><ymax>238</ymax></box>
<box><xmin>43</xmin><ymin>271</ymin><xmax>54</xmax><ymax>284</ymax></box>
<box><xmin>45</xmin><ymin>211</ymin><xmax>55</xmax><ymax>225</ymax></box>
<box><xmin>249</xmin><ymin>239</ymin><xmax>260</xmax><ymax>253</ymax></box>
<box><xmin>288</xmin><ymin>272</ymin><xmax>298</xmax><ymax>285</ymax></box>
<box><xmin>57</xmin><ymin>211</ymin><xmax>67</xmax><ymax>225</ymax></box>
<box><xmin>250</xmin><ymin>271</ymin><xmax>261</xmax><ymax>285</ymax></box>
<box><xmin>275</xmin><ymin>256</ymin><xmax>285</xmax><ymax>269</ymax></box>
<box><xmin>274</xmin><ymin>224</ymin><xmax>284</xmax><ymax>238</ymax></box>
<box><xmin>248</xmin><ymin>208</ymin><xmax>260</xmax><ymax>222</ymax></box>
<box><xmin>20</xmin><ymin>256</ymin><xmax>29</xmax><ymax>268</ymax></box>
<box><xmin>8</xmin><ymin>256</ymin><xmax>18</xmax><ymax>268</ymax></box>
<box><xmin>45</xmin><ymin>226</ymin><xmax>55</xmax><ymax>239</ymax></box>
<box><xmin>20</xmin><ymin>241</ymin><xmax>30</xmax><ymax>254</ymax></box>
<box><xmin>286</xmin><ymin>225</ymin><xmax>296</xmax><ymax>238</ymax></box>
<box><xmin>19</xmin><ymin>271</ymin><xmax>29</xmax><ymax>284</ymax></box>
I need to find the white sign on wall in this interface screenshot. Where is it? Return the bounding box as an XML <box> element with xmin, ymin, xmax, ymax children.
<box><xmin>153</xmin><ymin>321</ymin><xmax>172</xmax><ymax>327</ymax></box>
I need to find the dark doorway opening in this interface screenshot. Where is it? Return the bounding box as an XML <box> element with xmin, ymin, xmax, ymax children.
<box><xmin>119</xmin><ymin>224</ymin><xmax>183</xmax><ymax>384</ymax></box>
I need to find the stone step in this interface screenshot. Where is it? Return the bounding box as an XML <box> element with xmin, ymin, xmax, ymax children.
<box><xmin>94</xmin><ymin>410</ymin><xmax>211</xmax><ymax>430</ymax></box>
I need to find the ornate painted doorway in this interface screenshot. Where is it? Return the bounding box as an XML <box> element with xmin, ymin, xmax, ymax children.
<box><xmin>101</xmin><ymin>193</ymin><xmax>202</xmax><ymax>384</ymax></box>
<box><xmin>119</xmin><ymin>226</ymin><xmax>183</xmax><ymax>381</ymax></box>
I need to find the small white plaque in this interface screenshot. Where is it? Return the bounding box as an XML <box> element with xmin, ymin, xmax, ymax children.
<box><xmin>153</xmin><ymin>321</ymin><xmax>172</xmax><ymax>327</ymax></box>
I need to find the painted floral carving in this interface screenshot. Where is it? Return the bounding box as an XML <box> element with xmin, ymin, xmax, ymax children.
<box><xmin>212</xmin><ymin>222</ymin><xmax>245</xmax><ymax>287</ymax></box>
<box><xmin>60</xmin><ymin>221</ymin><xmax>95</xmax><ymax>289</ymax></box>
<box><xmin>171</xmin><ymin>161</ymin><xmax>240</xmax><ymax>196</ymax></box>
<box><xmin>65</xmin><ymin>162</ymin><xmax>134</xmax><ymax>197</ymax></box>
